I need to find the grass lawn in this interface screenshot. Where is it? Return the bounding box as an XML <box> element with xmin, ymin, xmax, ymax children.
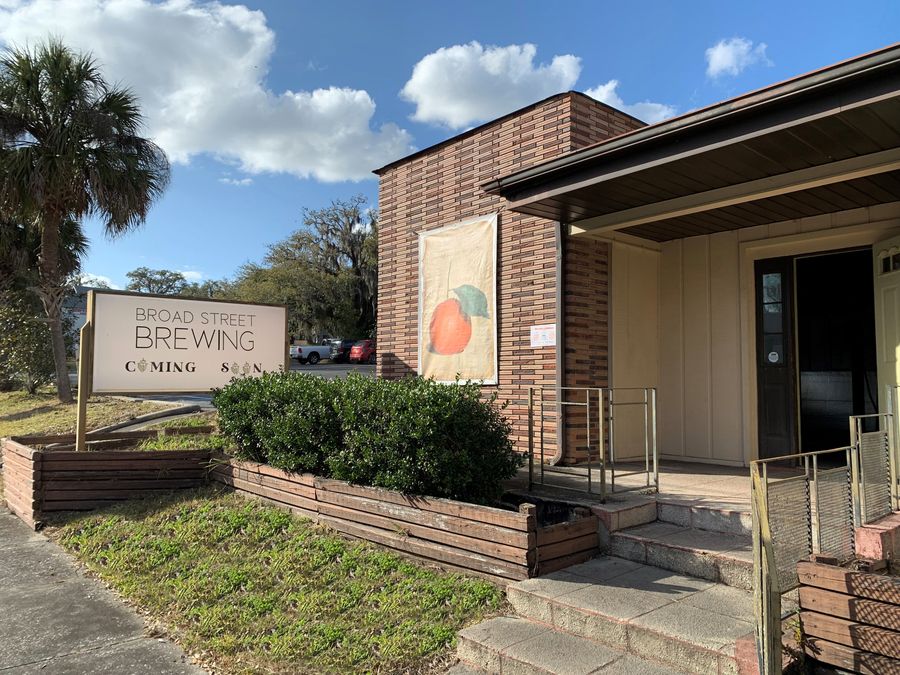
<box><xmin>137</xmin><ymin>433</ymin><xmax>229</xmax><ymax>452</ymax></box>
<box><xmin>0</xmin><ymin>389</ymin><xmax>173</xmax><ymax>438</ymax></box>
<box><xmin>48</xmin><ymin>487</ymin><xmax>505</xmax><ymax>674</ymax></box>
<box><xmin>152</xmin><ymin>411</ymin><xmax>219</xmax><ymax>429</ymax></box>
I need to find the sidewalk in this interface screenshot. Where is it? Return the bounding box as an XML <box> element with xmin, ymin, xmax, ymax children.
<box><xmin>0</xmin><ymin>510</ymin><xmax>204</xmax><ymax>674</ymax></box>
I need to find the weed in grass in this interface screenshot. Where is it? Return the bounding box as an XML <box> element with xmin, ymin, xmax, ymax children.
<box><xmin>137</xmin><ymin>434</ymin><xmax>230</xmax><ymax>452</ymax></box>
<box><xmin>50</xmin><ymin>487</ymin><xmax>505</xmax><ymax>674</ymax></box>
<box><xmin>153</xmin><ymin>412</ymin><xmax>218</xmax><ymax>429</ymax></box>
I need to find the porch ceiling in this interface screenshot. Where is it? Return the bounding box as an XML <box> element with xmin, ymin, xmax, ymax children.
<box><xmin>483</xmin><ymin>44</ymin><xmax>900</xmax><ymax>242</ymax></box>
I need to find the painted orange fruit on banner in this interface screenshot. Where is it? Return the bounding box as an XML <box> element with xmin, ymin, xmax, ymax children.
<box><xmin>428</xmin><ymin>285</ymin><xmax>489</xmax><ymax>355</ymax></box>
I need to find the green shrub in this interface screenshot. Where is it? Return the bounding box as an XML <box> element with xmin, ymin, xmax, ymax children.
<box><xmin>212</xmin><ymin>372</ymin><xmax>341</xmax><ymax>474</ymax></box>
<box><xmin>213</xmin><ymin>372</ymin><xmax>522</xmax><ymax>504</ymax></box>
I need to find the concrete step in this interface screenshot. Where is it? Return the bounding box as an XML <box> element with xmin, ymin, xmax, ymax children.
<box><xmin>457</xmin><ymin>615</ymin><xmax>685</xmax><ymax>675</ymax></box>
<box><xmin>506</xmin><ymin>556</ymin><xmax>755</xmax><ymax>674</ymax></box>
<box><xmin>656</xmin><ymin>498</ymin><xmax>752</xmax><ymax>537</ymax></box>
<box><xmin>445</xmin><ymin>661</ymin><xmax>485</xmax><ymax>674</ymax></box>
<box><xmin>609</xmin><ymin>522</ymin><xmax>753</xmax><ymax>590</ymax></box>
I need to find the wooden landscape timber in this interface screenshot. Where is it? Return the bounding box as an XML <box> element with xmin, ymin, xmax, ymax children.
<box><xmin>211</xmin><ymin>457</ymin><xmax>601</xmax><ymax>583</ymax></box>
<box><xmin>1</xmin><ymin>437</ymin><xmax>601</xmax><ymax>583</ymax></box>
<box><xmin>798</xmin><ymin>560</ymin><xmax>900</xmax><ymax>672</ymax></box>
<box><xmin>1</xmin><ymin>434</ymin><xmax>212</xmax><ymax>529</ymax></box>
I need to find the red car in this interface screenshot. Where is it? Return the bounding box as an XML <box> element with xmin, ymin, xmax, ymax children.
<box><xmin>349</xmin><ymin>340</ymin><xmax>376</xmax><ymax>364</ymax></box>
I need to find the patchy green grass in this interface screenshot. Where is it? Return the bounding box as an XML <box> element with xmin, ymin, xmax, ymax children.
<box><xmin>0</xmin><ymin>389</ymin><xmax>172</xmax><ymax>438</ymax></box>
<box><xmin>153</xmin><ymin>411</ymin><xmax>219</xmax><ymax>429</ymax></box>
<box><xmin>137</xmin><ymin>433</ymin><xmax>230</xmax><ymax>452</ymax></box>
<box><xmin>49</xmin><ymin>487</ymin><xmax>505</xmax><ymax>674</ymax></box>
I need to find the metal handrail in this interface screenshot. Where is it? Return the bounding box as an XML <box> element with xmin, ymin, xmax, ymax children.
<box><xmin>527</xmin><ymin>385</ymin><xmax>658</xmax><ymax>501</ymax></box>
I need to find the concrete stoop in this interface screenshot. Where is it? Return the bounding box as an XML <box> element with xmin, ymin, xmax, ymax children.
<box><xmin>453</xmin><ymin>556</ymin><xmax>756</xmax><ymax>675</ymax></box>
<box><xmin>455</xmin><ymin>615</ymin><xmax>684</xmax><ymax>675</ymax></box>
<box><xmin>609</xmin><ymin>522</ymin><xmax>753</xmax><ymax>591</ymax></box>
<box><xmin>656</xmin><ymin>499</ymin><xmax>752</xmax><ymax>537</ymax></box>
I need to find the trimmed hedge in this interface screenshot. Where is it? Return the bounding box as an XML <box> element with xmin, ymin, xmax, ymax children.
<box><xmin>213</xmin><ymin>372</ymin><xmax>523</xmax><ymax>504</ymax></box>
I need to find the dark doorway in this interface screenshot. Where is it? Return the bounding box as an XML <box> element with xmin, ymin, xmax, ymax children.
<box><xmin>795</xmin><ymin>249</ymin><xmax>878</xmax><ymax>452</ymax></box>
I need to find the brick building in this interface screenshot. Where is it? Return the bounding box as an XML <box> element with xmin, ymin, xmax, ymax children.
<box><xmin>375</xmin><ymin>92</ymin><xmax>642</xmax><ymax>461</ymax></box>
<box><xmin>376</xmin><ymin>44</ymin><xmax>900</xmax><ymax>468</ymax></box>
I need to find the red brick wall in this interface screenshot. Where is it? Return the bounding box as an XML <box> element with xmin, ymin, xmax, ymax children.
<box><xmin>377</xmin><ymin>93</ymin><xmax>643</xmax><ymax>460</ymax></box>
<box><xmin>561</xmin><ymin>98</ymin><xmax>641</xmax><ymax>462</ymax></box>
<box><xmin>570</xmin><ymin>94</ymin><xmax>643</xmax><ymax>149</ymax></box>
<box><xmin>561</xmin><ymin>237</ymin><xmax>611</xmax><ymax>463</ymax></box>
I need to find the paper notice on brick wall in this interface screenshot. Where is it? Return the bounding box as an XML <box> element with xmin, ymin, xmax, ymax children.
<box><xmin>530</xmin><ymin>324</ymin><xmax>556</xmax><ymax>348</ymax></box>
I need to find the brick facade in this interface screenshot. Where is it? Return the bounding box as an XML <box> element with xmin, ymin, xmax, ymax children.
<box><xmin>376</xmin><ymin>93</ymin><xmax>643</xmax><ymax>460</ymax></box>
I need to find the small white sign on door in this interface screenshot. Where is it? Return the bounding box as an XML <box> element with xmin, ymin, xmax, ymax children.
<box><xmin>530</xmin><ymin>324</ymin><xmax>556</xmax><ymax>348</ymax></box>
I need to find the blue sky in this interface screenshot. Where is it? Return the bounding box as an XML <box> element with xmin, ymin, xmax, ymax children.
<box><xmin>1</xmin><ymin>1</ymin><xmax>898</xmax><ymax>288</ymax></box>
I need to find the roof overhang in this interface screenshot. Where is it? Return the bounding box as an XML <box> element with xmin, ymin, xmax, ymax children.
<box><xmin>483</xmin><ymin>44</ymin><xmax>900</xmax><ymax>242</ymax></box>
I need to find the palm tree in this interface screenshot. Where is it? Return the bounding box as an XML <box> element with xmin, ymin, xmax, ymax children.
<box><xmin>0</xmin><ymin>217</ymin><xmax>89</xmax><ymax>296</ymax></box>
<box><xmin>0</xmin><ymin>40</ymin><xmax>170</xmax><ymax>402</ymax></box>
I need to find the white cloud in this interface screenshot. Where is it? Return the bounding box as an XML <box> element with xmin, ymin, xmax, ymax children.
<box><xmin>219</xmin><ymin>177</ymin><xmax>253</xmax><ymax>187</ymax></box>
<box><xmin>400</xmin><ymin>42</ymin><xmax>580</xmax><ymax>129</ymax></box>
<box><xmin>79</xmin><ymin>273</ymin><xmax>120</xmax><ymax>289</ymax></box>
<box><xmin>0</xmin><ymin>0</ymin><xmax>413</xmax><ymax>181</ymax></box>
<box><xmin>705</xmin><ymin>37</ymin><xmax>772</xmax><ymax>78</ymax></box>
<box><xmin>584</xmin><ymin>80</ymin><xmax>677</xmax><ymax>125</ymax></box>
<box><xmin>180</xmin><ymin>270</ymin><xmax>203</xmax><ymax>282</ymax></box>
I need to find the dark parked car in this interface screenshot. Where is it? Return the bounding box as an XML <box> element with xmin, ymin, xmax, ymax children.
<box><xmin>329</xmin><ymin>339</ymin><xmax>357</xmax><ymax>363</ymax></box>
<box><xmin>349</xmin><ymin>340</ymin><xmax>376</xmax><ymax>364</ymax></box>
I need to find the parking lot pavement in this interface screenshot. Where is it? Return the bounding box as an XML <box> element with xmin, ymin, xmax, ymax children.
<box><xmin>290</xmin><ymin>362</ymin><xmax>375</xmax><ymax>379</ymax></box>
<box><xmin>0</xmin><ymin>510</ymin><xmax>205</xmax><ymax>674</ymax></box>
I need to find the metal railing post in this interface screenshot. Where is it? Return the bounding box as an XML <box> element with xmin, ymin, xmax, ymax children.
<box><xmin>599</xmin><ymin>388</ymin><xmax>607</xmax><ymax>502</ymax></box>
<box><xmin>585</xmin><ymin>388</ymin><xmax>592</xmax><ymax>495</ymax></box>
<box><xmin>539</xmin><ymin>388</ymin><xmax>545</xmax><ymax>484</ymax></box>
<box><xmin>608</xmin><ymin>388</ymin><xmax>616</xmax><ymax>493</ymax></box>
<box><xmin>886</xmin><ymin>388</ymin><xmax>899</xmax><ymax>511</ymax></box>
<box><xmin>810</xmin><ymin>454</ymin><xmax>821</xmax><ymax>554</ymax></box>
<box><xmin>528</xmin><ymin>387</ymin><xmax>534</xmax><ymax>491</ymax></box>
<box><xmin>643</xmin><ymin>388</ymin><xmax>650</xmax><ymax>488</ymax></box>
<box><xmin>651</xmin><ymin>388</ymin><xmax>659</xmax><ymax>493</ymax></box>
<box><xmin>849</xmin><ymin>417</ymin><xmax>863</xmax><ymax>527</ymax></box>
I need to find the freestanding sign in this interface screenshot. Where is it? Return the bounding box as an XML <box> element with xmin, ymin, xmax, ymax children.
<box><xmin>90</xmin><ymin>291</ymin><xmax>287</xmax><ymax>393</ymax></box>
<box><xmin>75</xmin><ymin>290</ymin><xmax>287</xmax><ymax>450</ymax></box>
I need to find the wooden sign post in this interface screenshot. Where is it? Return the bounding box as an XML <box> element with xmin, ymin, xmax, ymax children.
<box><xmin>74</xmin><ymin>291</ymin><xmax>95</xmax><ymax>452</ymax></box>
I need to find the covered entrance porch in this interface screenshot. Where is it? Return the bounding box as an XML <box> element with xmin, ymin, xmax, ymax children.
<box><xmin>485</xmin><ymin>43</ymin><xmax>900</xmax><ymax>472</ymax></box>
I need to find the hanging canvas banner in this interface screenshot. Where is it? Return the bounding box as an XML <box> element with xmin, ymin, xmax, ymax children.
<box><xmin>419</xmin><ymin>213</ymin><xmax>498</xmax><ymax>384</ymax></box>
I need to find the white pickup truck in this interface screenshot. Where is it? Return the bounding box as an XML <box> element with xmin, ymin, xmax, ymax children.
<box><xmin>289</xmin><ymin>344</ymin><xmax>328</xmax><ymax>365</ymax></box>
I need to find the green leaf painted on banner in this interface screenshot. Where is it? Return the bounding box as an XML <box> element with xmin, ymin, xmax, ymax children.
<box><xmin>452</xmin><ymin>284</ymin><xmax>489</xmax><ymax>318</ymax></box>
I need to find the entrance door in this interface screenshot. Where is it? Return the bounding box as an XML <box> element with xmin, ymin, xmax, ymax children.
<box><xmin>755</xmin><ymin>258</ymin><xmax>797</xmax><ymax>459</ymax></box>
<box><xmin>873</xmin><ymin>234</ymin><xmax>900</xmax><ymax>412</ymax></box>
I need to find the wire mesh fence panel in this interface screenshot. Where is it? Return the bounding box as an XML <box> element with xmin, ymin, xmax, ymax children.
<box><xmin>814</xmin><ymin>466</ymin><xmax>855</xmax><ymax>561</ymax></box>
<box><xmin>767</xmin><ymin>475</ymin><xmax>811</xmax><ymax>592</ymax></box>
<box><xmin>860</xmin><ymin>430</ymin><xmax>892</xmax><ymax>523</ymax></box>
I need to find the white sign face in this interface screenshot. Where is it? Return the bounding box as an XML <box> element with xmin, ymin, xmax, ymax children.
<box><xmin>530</xmin><ymin>324</ymin><xmax>556</xmax><ymax>348</ymax></box>
<box><xmin>90</xmin><ymin>292</ymin><xmax>287</xmax><ymax>393</ymax></box>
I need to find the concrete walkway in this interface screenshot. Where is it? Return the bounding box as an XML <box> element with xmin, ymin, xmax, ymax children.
<box><xmin>0</xmin><ymin>510</ymin><xmax>204</xmax><ymax>674</ymax></box>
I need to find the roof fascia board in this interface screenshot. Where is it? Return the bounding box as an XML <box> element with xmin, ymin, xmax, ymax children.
<box><xmin>568</xmin><ymin>146</ymin><xmax>900</xmax><ymax>234</ymax></box>
<box><xmin>502</xmin><ymin>73</ymin><xmax>900</xmax><ymax>212</ymax></box>
<box><xmin>487</xmin><ymin>48</ymin><xmax>900</xmax><ymax>201</ymax></box>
